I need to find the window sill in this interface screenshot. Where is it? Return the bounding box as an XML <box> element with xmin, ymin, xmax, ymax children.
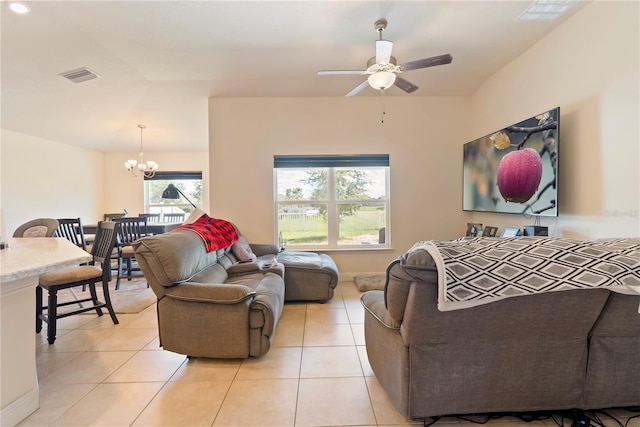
<box><xmin>282</xmin><ymin>246</ymin><xmax>394</xmax><ymax>254</ymax></box>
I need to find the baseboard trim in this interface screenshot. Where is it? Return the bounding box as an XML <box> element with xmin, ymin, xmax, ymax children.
<box><xmin>0</xmin><ymin>381</ymin><xmax>39</xmax><ymax>427</ymax></box>
<box><xmin>339</xmin><ymin>272</ymin><xmax>386</xmax><ymax>281</ymax></box>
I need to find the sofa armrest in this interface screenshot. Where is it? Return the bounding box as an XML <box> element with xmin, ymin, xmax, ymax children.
<box><xmin>248</xmin><ymin>272</ymin><xmax>285</xmax><ymax>356</ymax></box>
<box><xmin>163</xmin><ymin>282</ymin><xmax>256</xmax><ymax>304</ymax></box>
<box><xmin>385</xmin><ymin>250</ymin><xmax>439</xmax><ymax>320</ymax></box>
<box><xmin>227</xmin><ymin>255</ymin><xmax>283</xmax><ymax>274</ymax></box>
<box><xmin>250</xmin><ymin>243</ymin><xmax>281</xmax><ymax>257</ymax></box>
<box><xmin>361</xmin><ymin>291</ymin><xmax>401</xmax><ymax>330</ymax></box>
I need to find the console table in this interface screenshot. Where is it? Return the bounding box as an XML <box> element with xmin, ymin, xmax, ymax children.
<box><xmin>0</xmin><ymin>238</ymin><xmax>91</xmax><ymax>426</ymax></box>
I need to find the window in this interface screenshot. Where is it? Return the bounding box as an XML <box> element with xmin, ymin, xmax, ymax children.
<box><xmin>274</xmin><ymin>155</ymin><xmax>390</xmax><ymax>250</ymax></box>
<box><xmin>144</xmin><ymin>171</ymin><xmax>202</xmax><ymax>218</ymax></box>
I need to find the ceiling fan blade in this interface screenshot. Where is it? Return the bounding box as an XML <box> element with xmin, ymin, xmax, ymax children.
<box><xmin>376</xmin><ymin>40</ymin><xmax>393</xmax><ymax>64</ymax></box>
<box><xmin>345</xmin><ymin>80</ymin><xmax>369</xmax><ymax>97</ymax></box>
<box><xmin>398</xmin><ymin>54</ymin><xmax>453</xmax><ymax>72</ymax></box>
<box><xmin>394</xmin><ymin>76</ymin><xmax>419</xmax><ymax>94</ymax></box>
<box><xmin>317</xmin><ymin>70</ymin><xmax>366</xmax><ymax>75</ymax></box>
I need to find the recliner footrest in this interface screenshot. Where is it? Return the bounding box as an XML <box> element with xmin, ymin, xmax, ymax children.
<box><xmin>276</xmin><ymin>251</ymin><xmax>339</xmax><ymax>302</ymax></box>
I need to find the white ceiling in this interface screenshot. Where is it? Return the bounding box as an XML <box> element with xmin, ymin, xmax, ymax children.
<box><xmin>0</xmin><ymin>1</ymin><xmax>583</xmax><ymax>152</ymax></box>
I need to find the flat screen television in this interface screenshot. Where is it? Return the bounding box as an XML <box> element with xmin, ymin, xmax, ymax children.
<box><xmin>462</xmin><ymin>107</ymin><xmax>559</xmax><ymax>217</ymax></box>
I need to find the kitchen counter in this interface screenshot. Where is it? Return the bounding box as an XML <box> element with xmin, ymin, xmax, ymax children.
<box><xmin>0</xmin><ymin>238</ymin><xmax>91</xmax><ymax>426</ymax></box>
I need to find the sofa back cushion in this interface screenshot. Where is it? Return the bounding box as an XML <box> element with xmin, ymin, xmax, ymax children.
<box><xmin>189</xmin><ymin>263</ymin><xmax>229</xmax><ymax>284</ymax></box>
<box><xmin>133</xmin><ymin>229</ymin><xmax>224</xmax><ymax>287</ymax></box>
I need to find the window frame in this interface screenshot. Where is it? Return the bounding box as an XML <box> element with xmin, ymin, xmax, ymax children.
<box><xmin>274</xmin><ymin>155</ymin><xmax>390</xmax><ymax>251</ymax></box>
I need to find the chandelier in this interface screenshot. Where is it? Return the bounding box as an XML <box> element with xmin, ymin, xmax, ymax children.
<box><xmin>124</xmin><ymin>124</ymin><xmax>158</xmax><ymax>178</ymax></box>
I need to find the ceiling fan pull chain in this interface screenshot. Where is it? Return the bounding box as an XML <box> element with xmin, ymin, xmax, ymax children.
<box><xmin>380</xmin><ymin>90</ymin><xmax>386</xmax><ymax>124</ymax></box>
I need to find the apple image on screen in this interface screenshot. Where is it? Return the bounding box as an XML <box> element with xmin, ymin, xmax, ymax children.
<box><xmin>497</xmin><ymin>148</ymin><xmax>543</xmax><ymax>203</ymax></box>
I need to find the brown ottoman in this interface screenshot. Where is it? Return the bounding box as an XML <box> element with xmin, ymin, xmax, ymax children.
<box><xmin>276</xmin><ymin>251</ymin><xmax>339</xmax><ymax>303</ymax></box>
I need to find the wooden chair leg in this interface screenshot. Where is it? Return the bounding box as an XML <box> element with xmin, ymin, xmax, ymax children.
<box><xmin>87</xmin><ymin>283</ymin><xmax>104</xmax><ymax>317</ymax></box>
<box><xmin>115</xmin><ymin>256</ymin><xmax>123</xmax><ymax>290</ymax></box>
<box><xmin>36</xmin><ymin>286</ymin><xmax>43</xmax><ymax>333</ymax></box>
<box><xmin>126</xmin><ymin>257</ymin><xmax>132</xmax><ymax>281</ymax></box>
<box><xmin>101</xmin><ymin>279</ymin><xmax>119</xmax><ymax>325</ymax></box>
<box><xmin>46</xmin><ymin>288</ymin><xmax>58</xmax><ymax>344</ymax></box>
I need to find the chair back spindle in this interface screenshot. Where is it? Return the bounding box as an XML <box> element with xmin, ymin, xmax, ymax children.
<box><xmin>93</xmin><ymin>221</ymin><xmax>120</xmax><ymax>265</ymax></box>
<box><xmin>115</xmin><ymin>217</ymin><xmax>148</xmax><ymax>245</ymax></box>
<box><xmin>163</xmin><ymin>213</ymin><xmax>185</xmax><ymax>223</ymax></box>
<box><xmin>139</xmin><ymin>213</ymin><xmax>160</xmax><ymax>223</ymax></box>
<box><xmin>55</xmin><ymin>218</ymin><xmax>87</xmax><ymax>250</ymax></box>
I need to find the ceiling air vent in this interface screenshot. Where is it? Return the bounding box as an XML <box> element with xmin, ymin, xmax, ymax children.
<box><xmin>59</xmin><ymin>67</ymin><xmax>100</xmax><ymax>84</ymax></box>
<box><xmin>517</xmin><ymin>0</ymin><xmax>579</xmax><ymax>21</ymax></box>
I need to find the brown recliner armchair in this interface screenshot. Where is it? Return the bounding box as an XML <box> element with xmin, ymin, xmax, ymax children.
<box><xmin>133</xmin><ymin>229</ymin><xmax>285</xmax><ymax>358</ymax></box>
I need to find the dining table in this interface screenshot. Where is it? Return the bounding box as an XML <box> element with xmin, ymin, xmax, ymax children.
<box><xmin>83</xmin><ymin>221</ymin><xmax>182</xmax><ymax>236</ymax></box>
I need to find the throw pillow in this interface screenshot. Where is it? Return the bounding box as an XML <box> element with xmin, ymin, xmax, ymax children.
<box><xmin>23</xmin><ymin>226</ymin><xmax>48</xmax><ymax>237</ymax></box>
<box><xmin>232</xmin><ymin>236</ymin><xmax>257</xmax><ymax>262</ymax></box>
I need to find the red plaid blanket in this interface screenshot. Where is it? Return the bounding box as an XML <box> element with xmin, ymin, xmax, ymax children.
<box><xmin>173</xmin><ymin>215</ymin><xmax>238</xmax><ymax>252</ymax></box>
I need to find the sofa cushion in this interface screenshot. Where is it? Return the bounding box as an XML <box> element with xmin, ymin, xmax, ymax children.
<box><xmin>190</xmin><ymin>263</ymin><xmax>229</xmax><ymax>284</ymax></box>
<box><xmin>232</xmin><ymin>236</ymin><xmax>257</xmax><ymax>262</ymax></box>
<box><xmin>133</xmin><ymin>230</ymin><xmax>220</xmax><ymax>286</ymax></box>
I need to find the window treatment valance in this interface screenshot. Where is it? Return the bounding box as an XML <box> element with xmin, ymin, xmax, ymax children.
<box><xmin>274</xmin><ymin>154</ymin><xmax>389</xmax><ymax>168</ymax></box>
<box><xmin>143</xmin><ymin>171</ymin><xmax>202</xmax><ymax>181</ymax></box>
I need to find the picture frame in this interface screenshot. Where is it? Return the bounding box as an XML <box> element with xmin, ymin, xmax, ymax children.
<box><xmin>466</xmin><ymin>223</ymin><xmax>483</xmax><ymax>237</ymax></box>
<box><xmin>500</xmin><ymin>227</ymin><xmax>521</xmax><ymax>238</ymax></box>
<box><xmin>482</xmin><ymin>226</ymin><xmax>498</xmax><ymax>237</ymax></box>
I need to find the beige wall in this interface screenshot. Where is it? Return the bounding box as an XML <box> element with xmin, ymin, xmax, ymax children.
<box><xmin>469</xmin><ymin>1</ymin><xmax>639</xmax><ymax>239</ymax></box>
<box><xmin>208</xmin><ymin>97</ymin><xmax>470</xmax><ymax>277</ymax></box>
<box><xmin>0</xmin><ymin>130</ymin><xmax>104</xmax><ymax>237</ymax></box>
<box><xmin>0</xmin><ymin>130</ymin><xmax>209</xmax><ymax>236</ymax></box>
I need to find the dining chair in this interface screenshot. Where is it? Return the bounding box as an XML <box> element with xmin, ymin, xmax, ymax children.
<box><xmin>36</xmin><ymin>221</ymin><xmax>120</xmax><ymax>344</ymax></box>
<box><xmin>138</xmin><ymin>213</ymin><xmax>161</xmax><ymax>223</ymax></box>
<box><xmin>163</xmin><ymin>212</ymin><xmax>185</xmax><ymax>222</ymax></box>
<box><xmin>54</xmin><ymin>218</ymin><xmax>90</xmax><ymax>303</ymax></box>
<box><xmin>13</xmin><ymin>218</ymin><xmax>59</xmax><ymax>237</ymax></box>
<box><xmin>54</xmin><ymin>218</ymin><xmax>87</xmax><ymax>250</ymax></box>
<box><xmin>113</xmin><ymin>216</ymin><xmax>148</xmax><ymax>289</ymax></box>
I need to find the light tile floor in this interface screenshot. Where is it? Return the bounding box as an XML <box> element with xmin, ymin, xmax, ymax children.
<box><xmin>21</xmin><ymin>281</ymin><xmax>639</xmax><ymax>427</ymax></box>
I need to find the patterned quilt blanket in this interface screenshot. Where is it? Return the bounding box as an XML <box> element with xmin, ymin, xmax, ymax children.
<box><xmin>173</xmin><ymin>214</ymin><xmax>238</xmax><ymax>253</ymax></box>
<box><xmin>409</xmin><ymin>237</ymin><xmax>640</xmax><ymax>311</ymax></box>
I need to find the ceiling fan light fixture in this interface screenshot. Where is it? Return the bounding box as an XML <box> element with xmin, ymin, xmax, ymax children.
<box><xmin>368</xmin><ymin>71</ymin><xmax>396</xmax><ymax>91</ymax></box>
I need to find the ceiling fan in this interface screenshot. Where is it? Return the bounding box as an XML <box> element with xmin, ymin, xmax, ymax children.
<box><xmin>317</xmin><ymin>19</ymin><xmax>453</xmax><ymax>97</ymax></box>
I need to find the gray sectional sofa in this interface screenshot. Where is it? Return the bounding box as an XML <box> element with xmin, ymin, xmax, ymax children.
<box><xmin>132</xmin><ymin>228</ymin><xmax>338</xmax><ymax>358</ymax></box>
<box><xmin>361</xmin><ymin>238</ymin><xmax>640</xmax><ymax>420</ymax></box>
